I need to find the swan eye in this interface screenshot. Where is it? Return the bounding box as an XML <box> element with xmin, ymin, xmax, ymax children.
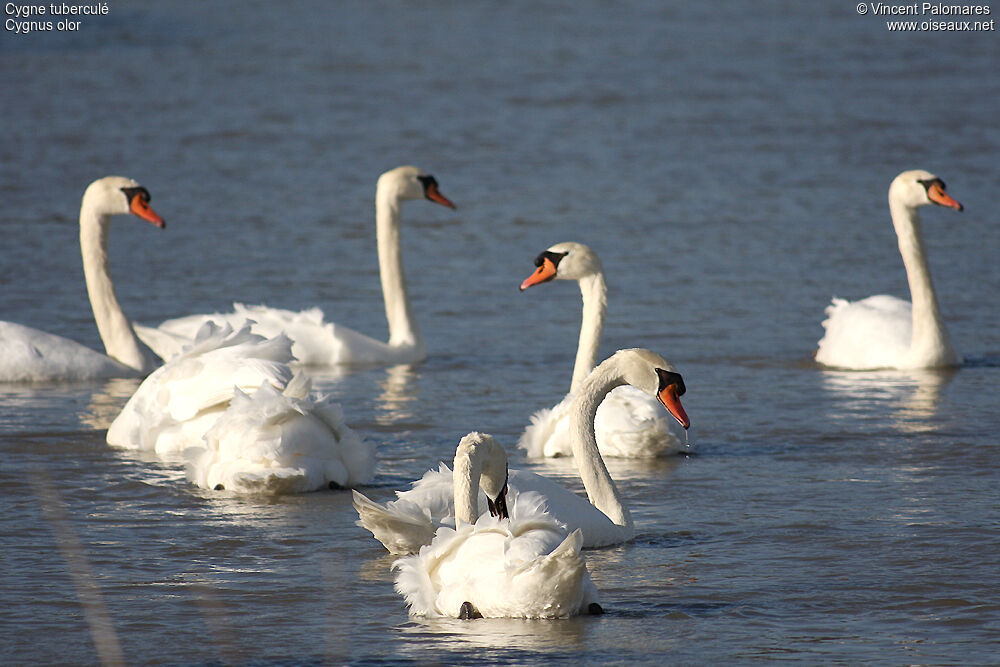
<box><xmin>917</xmin><ymin>178</ymin><xmax>945</xmax><ymax>193</ymax></box>
<box><xmin>534</xmin><ymin>250</ymin><xmax>568</xmax><ymax>268</ymax></box>
<box><xmin>656</xmin><ymin>368</ymin><xmax>685</xmax><ymax>396</ymax></box>
<box><xmin>120</xmin><ymin>186</ymin><xmax>151</xmax><ymax>204</ymax></box>
<box><xmin>416</xmin><ymin>174</ymin><xmax>439</xmax><ymax>195</ymax></box>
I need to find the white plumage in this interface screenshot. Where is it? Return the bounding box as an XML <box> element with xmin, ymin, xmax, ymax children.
<box><xmin>107</xmin><ymin>322</ymin><xmax>372</xmax><ymax>494</ymax></box>
<box><xmin>392</xmin><ymin>432</ymin><xmax>599</xmax><ymax>619</ymax></box>
<box><xmin>188</xmin><ymin>376</ymin><xmax>374</xmax><ymax>494</ymax></box>
<box><xmin>521</xmin><ymin>384</ymin><xmax>680</xmax><ymax>458</ymax></box>
<box><xmin>816</xmin><ymin>170</ymin><xmax>963</xmax><ymax>370</ymax></box>
<box><xmin>0</xmin><ymin>322</ymin><xmax>134</xmax><ymax>383</ymax></box>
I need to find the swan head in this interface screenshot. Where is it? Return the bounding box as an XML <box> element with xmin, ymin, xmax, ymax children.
<box><xmin>454</xmin><ymin>432</ymin><xmax>510</xmax><ymax>522</ymax></box>
<box><xmin>377</xmin><ymin>166</ymin><xmax>456</xmax><ymax>209</ymax></box>
<box><xmin>83</xmin><ymin>176</ymin><xmax>165</xmax><ymax>228</ymax></box>
<box><xmin>607</xmin><ymin>348</ymin><xmax>690</xmax><ymax>430</ymax></box>
<box><xmin>890</xmin><ymin>170</ymin><xmax>963</xmax><ymax>212</ymax></box>
<box><xmin>520</xmin><ymin>241</ymin><xmax>602</xmax><ymax>290</ymax></box>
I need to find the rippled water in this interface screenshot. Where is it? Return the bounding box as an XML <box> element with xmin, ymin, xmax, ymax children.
<box><xmin>2</xmin><ymin>1</ymin><xmax>999</xmax><ymax>664</ymax></box>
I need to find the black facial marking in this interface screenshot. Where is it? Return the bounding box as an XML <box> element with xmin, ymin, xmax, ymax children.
<box><xmin>533</xmin><ymin>250</ymin><xmax>569</xmax><ymax>268</ymax></box>
<box><xmin>486</xmin><ymin>470</ymin><xmax>510</xmax><ymax>520</ymax></box>
<box><xmin>120</xmin><ymin>186</ymin><xmax>151</xmax><ymax>205</ymax></box>
<box><xmin>492</xmin><ymin>485</ymin><xmax>510</xmax><ymax>520</ymax></box>
<box><xmin>916</xmin><ymin>177</ymin><xmax>946</xmax><ymax>193</ymax></box>
<box><xmin>416</xmin><ymin>174</ymin><xmax>438</xmax><ymax>197</ymax></box>
<box><xmin>655</xmin><ymin>368</ymin><xmax>686</xmax><ymax>396</ymax></box>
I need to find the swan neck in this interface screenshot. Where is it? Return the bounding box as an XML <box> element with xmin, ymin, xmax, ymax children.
<box><xmin>79</xmin><ymin>202</ymin><xmax>152</xmax><ymax>372</ymax></box>
<box><xmin>569</xmin><ymin>362</ymin><xmax>632</xmax><ymax>530</ymax></box>
<box><xmin>570</xmin><ymin>273</ymin><xmax>607</xmax><ymax>393</ymax></box>
<box><xmin>375</xmin><ymin>191</ymin><xmax>423</xmax><ymax>354</ymax></box>
<box><xmin>452</xmin><ymin>448</ymin><xmax>480</xmax><ymax>526</ymax></box>
<box><xmin>889</xmin><ymin>197</ymin><xmax>955</xmax><ymax>363</ymax></box>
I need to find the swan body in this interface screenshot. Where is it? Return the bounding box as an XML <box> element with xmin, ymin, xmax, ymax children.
<box><xmin>393</xmin><ymin>432</ymin><xmax>599</xmax><ymax>619</ymax></box>
<box><xmin>0</xmin><ymin>176</ymin><xmax>164</xmax><ymax>382</ymax></box>
<box><xmin>354</xmin><ymin>348</ymin><xmax>690</xmax><ymax>554</ymax></box>
<box><xmin>107</xmin><ymin>322</ymin><xmax>371</xmax><ymax>493</ymax></box>
<box><xmin>187</xmin><ymin>375</ymin><xmax>374</xmax><ymax>494</ymax></box>
<box><xmin>816</xmin><ymin>170</ymin><xmax>963</xmax><ymax>370</ymax></box>
<box><xmin>136</xmin><ymin>166</ymin><xmax>455</xmax><ymax>365</ymax></box>
<box><xmin>0</xmin><ymin>322</ymin><xmax>134</xmax><ymax>382</ymax></box>
<box><xmin>518</xmin><ymin>242</ymin><xmax>685</xmax><ymax>458</ymax></box>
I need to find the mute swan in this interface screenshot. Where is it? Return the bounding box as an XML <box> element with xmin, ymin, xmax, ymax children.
<box><xmin>816</xmin><ymin>170</ymin><xmax>963</xmax><ymax>370</ymax></box>
<box><xmin>136</xmin><ymin>166</ymin><xmax>455</xmax><ymax>365</ymax></box>
<box><xmin>353</xmin><ymin>348</ymin><xmax>690</xmax><ymax>554</ymax></box>
<box><xmin>107</xmin><ymin>322</ymin><xmax>373</xmax><ymax>494</ymax></box>
<box><xmin>393</xmin><ymin>432</ymin><xmax>601</xmax><ymax>619</ymax></box>
<box><xmin>0</xmin><ymin>176</ymin><xmax>164</xmax><ymax>382</ymax></box>
<box><xmin>518</xmin><ymin>242</ymin><xmax>686</xmax><ymax>458</ymax></box>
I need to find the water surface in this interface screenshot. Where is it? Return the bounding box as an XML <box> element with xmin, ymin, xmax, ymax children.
<box><xmin>2</xmin><ymin>1</ymin><xmax>998</xmax><ymax>664</ymax></box>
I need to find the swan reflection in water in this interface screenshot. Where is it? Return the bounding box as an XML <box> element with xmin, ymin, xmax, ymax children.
<box><xmin>396</xmin><ymin>614</ymin><xmax>592</xmax><ymax>653</ymax></box>
<box><xmin>820</xmin><ymin>367</ymin><xmax>956</xmax><ymax>432</ymax></box>
<box><xmin>78</xmin><ymin>377</ymin><xmax>143</xmax><ymax>431</ymax></box>
<box><xmin>375</xmin><ymin>364</ymin><xmax>418</xmax><ymax>425</ymax></box>
<box><xmin>283</xmin><ymin>361</ymin><xmax>418</xmax><ymax>426</ymax></box>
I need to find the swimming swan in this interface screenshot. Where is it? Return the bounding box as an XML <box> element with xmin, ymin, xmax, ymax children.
<box><xmin>816</xmin><ymin>169</ymin><xmax>963</xmax><ymax>370</ymax></box>
<box><xmin>107</xmin><ymin>322</ymin><xmax>373</xmax><ymax>494</ymax></box>
<box><xmin>0</xmin><ymin>176</ymin><xmax>164</xmax><ymax>382</ymax></box>
<box><xmin>393</xmin><ymin>431</ymin><xmax>601</xmax><ymax>619</ymax></box>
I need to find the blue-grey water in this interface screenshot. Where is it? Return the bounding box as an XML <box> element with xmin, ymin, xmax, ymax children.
<box><xmin>2</xmin><ymin>1</ymin><xmax>999</xmax><ymax>664</ymax></box>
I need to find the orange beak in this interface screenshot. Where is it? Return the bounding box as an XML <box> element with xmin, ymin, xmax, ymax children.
<box><xmin>425</xmin><ymin>182</ymin><xmax>456</xmax><ymax>209</ymax></box>
<box><xmin>130</xmin><ymin>196</ymin><xmax>165</xmax><ymax>228</ymax></box>
<box><xmin>927</xmin><ymin>182</ymin><xmax>963</xmax><ymax>211</ymax></box>
<box><xmin>520</xmin><ymin>257</ymin><xmax>558</xmax><ymax>291</ymax></box>
<box><xmin>657</xmin><ymin>383</ymin><xmax>690</xmax><ymax>430</ymax></box>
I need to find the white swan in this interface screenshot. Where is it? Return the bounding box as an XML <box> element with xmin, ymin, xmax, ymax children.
<box><xmin>393</xmin><ymin>431</ymin><xmax>601</xmax><ymax>619</ymax></box>
<box><xmin>0</xmin><ymin>176</ymin><xmax>164</xmax><ymax>382</ymax></box>
<box><xmin>816</xmin><ymin>170</ymin><xmax>964</xmax><ymax>370</ymax></box>
<box><xmin>135</xmin><ymin>166</ymin><xmax>455</xmax><ymax>365</ymax></box>
<box><xmin>518</xmin><ymin>242</ymin><xmax>688</xmax><ymax>458</ymax></box>
<box><xmin>107</xmin><ymin>322</ymin><xmax>373</xmax><ymax>494</ymax></box>
<box><xmin>353</xmin><ymin>348</ymin><xmax>690</xmax><ymax>554</ymax></box>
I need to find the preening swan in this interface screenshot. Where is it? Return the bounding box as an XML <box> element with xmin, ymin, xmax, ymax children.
<box><xmin>135</xmin><ymin>166</ymin><xmax>455</xmax><ymax>365</ymax></box>
<box><xmin>393</xmin><ymin>432</ymin><xmax>600</xmax><ymax>619</ymax></box>
<box><xmin>107</xmin><ymin>322</ymin><xmax>373</xmax><ymax>494</ymax></box>
<box><xmin>0</xmin><ymin>176</ymin><xmax>164</xmax><ymax>382</ymax></box>
<box><xmin>353</xmin><ymin>348</ymin><xmax>690</xmax><ymax>554</ymax></box>
<box><xmin>518</xmin><ymin>241</ymin><xmax>686</xmax><ymax>458</ymax></box>
<box><xmin>816</xmin><ymin>170</ymin><xmax>963</xmax><ymax>370</ymax></box>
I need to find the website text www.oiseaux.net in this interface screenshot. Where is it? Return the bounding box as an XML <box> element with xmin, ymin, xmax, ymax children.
<box><xmin>858</xmin><ymin>2</ymin><xmax>995</xmax><ymax>31</ymax></box>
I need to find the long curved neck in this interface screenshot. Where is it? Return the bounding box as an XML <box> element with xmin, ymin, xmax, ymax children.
<box><xmin>79</xmin><ymin>202</ymin><xmax>153</xmax><ymax>372</ymax></box>
<box><xmin>569</xmin><ymin>362</ymin><xmax>632</xmax><ymax>530</ymax></box>
<box><xmin>889</xmin><ymin>198</ymin><xmax>955</xmax><ymax>364</ymax></box>
<box><xmin>375</xmin><ymin>191</ymin><xmax>423</xmax><ymax>355</ymax></box>
<box><xmin>569</xmin><ymin>272</ymin><xmax>607</xmax><ymax>393</ymax></box>
<box><xmin>452</xmin><ymin>447</ymin><xmax>481</xmax><ymax>526</ymax></box>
